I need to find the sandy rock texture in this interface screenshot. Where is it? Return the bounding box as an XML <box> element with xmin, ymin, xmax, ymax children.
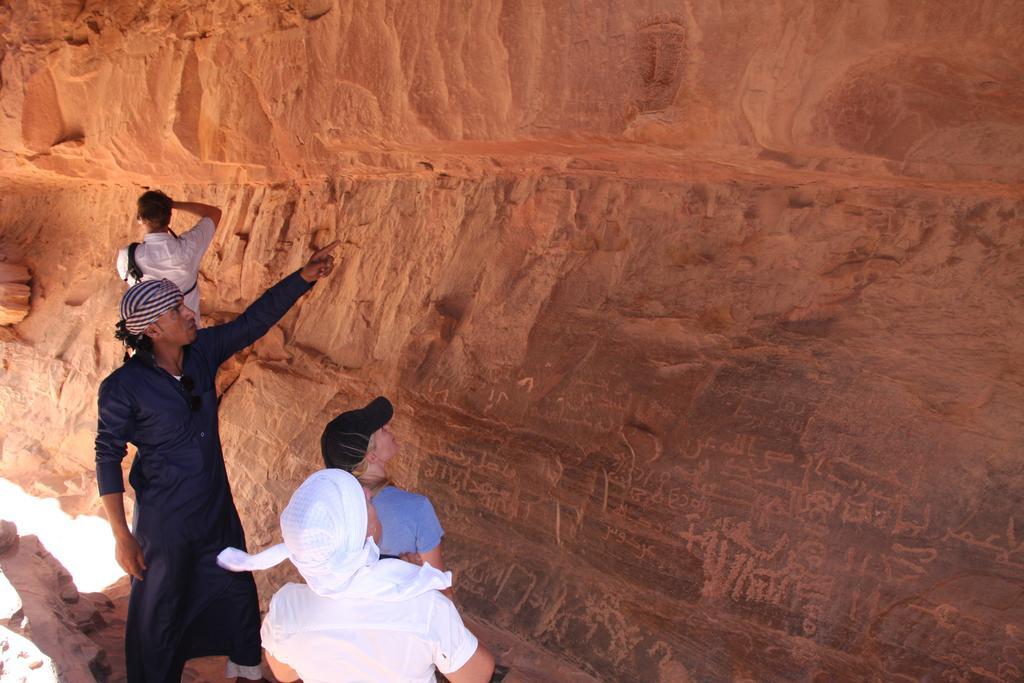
<box><xmin>1</xmin><ymin>2</ymin><xmax>1023</xmax><ymax>682</ymax></box>
<box><xmin>0</xmin><ymin>528</ymin><xmax>110</xmax><ymax>681</ymax></box>
<box><xmin>0</xmin><ymin>262</ymin><xmax>30</xmax><ymax>325</ymax></box>
<box><xmin>0</xmin><ymin>523</ymin><xmax>234</xmax><ymax>683</ymax></box>
<box><xmin>1</xmin><ymin>0</ymin><xmax>1022</xmax><ymax>184</ymax></box>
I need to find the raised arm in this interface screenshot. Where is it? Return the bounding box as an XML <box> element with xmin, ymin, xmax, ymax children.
<box><xmin>203</xmin><ymin>241</ymin><xmax>340</xmax><ymax>366</ymax></box>
<box><xmin>172</xmin><ymin>200</ymin><xmax>222</xmax><ymax>228</ymax></box>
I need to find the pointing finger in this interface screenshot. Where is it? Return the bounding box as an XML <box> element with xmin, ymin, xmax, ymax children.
<box><xmin>312</xmin><ymin>240</ymin><xmax>341</xmax><ymax>259</ymax></box>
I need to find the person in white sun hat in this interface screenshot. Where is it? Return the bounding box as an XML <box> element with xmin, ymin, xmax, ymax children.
<box><xmin>217</xmin><ymin>469</ymin><xmax>495</xmax><ymax>683</ymax></box>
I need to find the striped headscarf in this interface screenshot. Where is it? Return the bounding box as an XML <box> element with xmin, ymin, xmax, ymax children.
<box><xmin>119</xmin><ymin>278</ymin><xmax>182</xmax><ymax>335</ymax></box>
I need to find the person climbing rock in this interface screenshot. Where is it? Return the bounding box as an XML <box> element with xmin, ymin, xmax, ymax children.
<box><xmin>217</xmin><ymin>469</ymin><xmax>495</xmax><ymax>683</ymax></box>
<box><xmin>95</xmin><ymin>240</ymin><xmax>339</xmax><ymax>683</ymax></box>
<box><xmin>116</xmin><ymin>189</ymin><xmax>222</xmax><ymax>322</ymax></box>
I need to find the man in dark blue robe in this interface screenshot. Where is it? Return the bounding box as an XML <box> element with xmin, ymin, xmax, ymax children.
<box><xmin>95</xmin><ymin>242</ymin><xmax>339</xmax><ymax>682</ymax></box>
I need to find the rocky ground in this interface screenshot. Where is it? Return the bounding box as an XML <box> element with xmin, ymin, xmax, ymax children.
<box><xmin>0</xmin><ymin>520</ymin><xmax>595</xmax><ymax>682</ymax></box>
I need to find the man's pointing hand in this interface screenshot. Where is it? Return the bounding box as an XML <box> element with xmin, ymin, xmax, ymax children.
<box><xmin>300</xmin><ymin>240</ymin><xmax>341</xmax><ymax>283</ymax></box>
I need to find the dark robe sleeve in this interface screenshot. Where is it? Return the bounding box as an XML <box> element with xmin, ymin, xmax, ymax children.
<box><xmin>202</xmin><ymin>270</ymin><xmax>314</xmax><ymax>367</ymax></box>
<box><xmin>95</xmin><ymin>374</ymin><xmax>135</xmax><ymax>495</ymax></box>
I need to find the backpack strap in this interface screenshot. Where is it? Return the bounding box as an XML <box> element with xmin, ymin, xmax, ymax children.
<box><xmin>124</xmin><ymin>242</ymin><xmax>198</xmax><ymax>297</ymax></box>
<box><xmin>125</xmin><ymin>243</ymin><xmax>144</xmax><ymax>283</ymax></box>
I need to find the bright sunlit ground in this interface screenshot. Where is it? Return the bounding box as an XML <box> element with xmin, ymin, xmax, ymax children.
<box><xmin>0</xmin><ymin>478</ymin><xmax>125</xmax><ymax>592</ymax></box>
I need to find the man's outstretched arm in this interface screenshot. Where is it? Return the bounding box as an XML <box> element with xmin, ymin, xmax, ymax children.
<box><xmin>204</xmin><ymin>240</ymin><xmax>341</xmax><ymax>366</ymax></box>
<box><xmin>172</xmin><ymin>200</ymin><xmax>222</xmax><ymax>228</ymax></box>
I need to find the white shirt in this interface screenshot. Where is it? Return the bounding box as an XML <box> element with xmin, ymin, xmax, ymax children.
<box><xmin>115</xmin><ymin>217</ymin><xmax>215</xmax><ymax>320</ymax></box>
<box><xmin>261</xmin><ymin>583</ymin><xmax>479</xmax><ymax>683</ymax></box>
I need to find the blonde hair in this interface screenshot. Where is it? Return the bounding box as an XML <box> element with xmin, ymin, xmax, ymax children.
<box><xmin>353</xmin><ymin>432</ymin><xmax>389</xmax><ymax>492</ymax></box>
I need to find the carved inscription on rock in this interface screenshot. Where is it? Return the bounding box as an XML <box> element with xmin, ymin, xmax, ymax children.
<box><xmin>411</xmin><ymin>341</ymin><xmax>1019</xmax><ymax>680</ymax></box>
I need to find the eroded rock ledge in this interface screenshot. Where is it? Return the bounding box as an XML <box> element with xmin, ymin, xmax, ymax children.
<box><xmin>2</xmin><ymin>2</ymin><xmax>1022</xmax><ymax>185</ymax></box>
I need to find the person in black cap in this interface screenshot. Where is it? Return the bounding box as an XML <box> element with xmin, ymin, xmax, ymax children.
<box><xmin>321</xmin><ymin>397</ymin><xmax>447</xmax><ymax>572</ymax></box>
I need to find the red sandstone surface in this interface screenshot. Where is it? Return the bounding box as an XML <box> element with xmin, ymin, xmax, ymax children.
<box><xmin>1</xmin><ymin>2</ymin><xmax>1023</xmax><ymax>681</ymax></box>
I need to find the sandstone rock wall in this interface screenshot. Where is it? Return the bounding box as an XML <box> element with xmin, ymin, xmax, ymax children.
<box><xmin>1</xmin><ymin>1</ymin><xmax>1022</xmax><ymax>183</ymax></box>
<box><xmin>2</xmin><ymin>166</ymin><xmax>1021</xmax><ymax>680</ymax></box>
<box><xmin>1</xmin><ymin>1</ymin><xmax>1023</xmax><ymax>682</ymax></box>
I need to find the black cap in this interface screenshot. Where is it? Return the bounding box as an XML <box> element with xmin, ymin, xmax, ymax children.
<box><xmin>320</xmin><ymin>396</ymin><xmax>394</xmax><ymax>471</ymax></box>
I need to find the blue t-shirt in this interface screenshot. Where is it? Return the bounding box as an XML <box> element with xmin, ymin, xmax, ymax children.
<box><xmin>372</xmin><ymin>486</ymin><xmax>444</xmax><ymax>556</ymax></box>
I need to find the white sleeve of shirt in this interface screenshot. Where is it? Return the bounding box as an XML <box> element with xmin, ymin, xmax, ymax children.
<box><xmin>260</xmin><ymin>592</ymin><xmax>290</xmax><ymax>663</ymax></box>
<box><xmin>115</xmin><ymin>245</ymin><xmax>130</xmax><ymax>281</ymax></box>
<box><xmin>178</xmin><ymin>217</ymin><xmax>216</xmax><ymax>267</ymax></box>
<box><xmin>429</xmin><ymin>593</ymin><xmax>479</xmax><ymax>675</ymax></box>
